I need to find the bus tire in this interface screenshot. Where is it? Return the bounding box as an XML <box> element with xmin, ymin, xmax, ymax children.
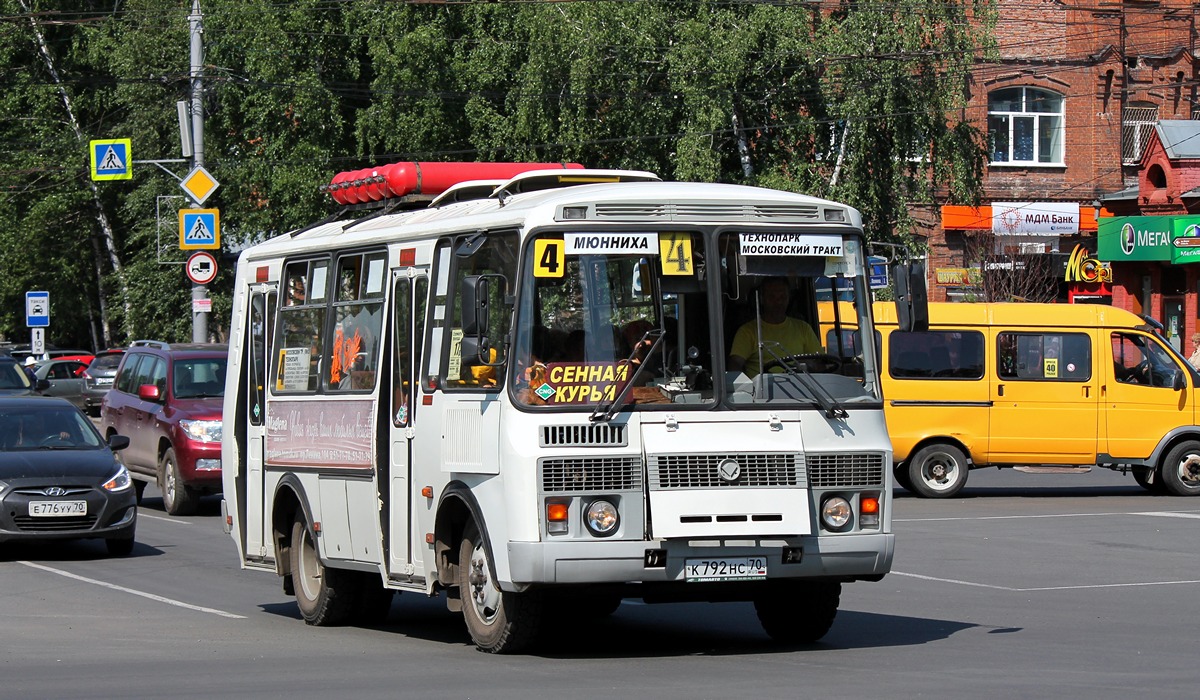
<box><xmin>907</xmin><ymin>443</ymin><xmax>969</xmax><ymax>498</ymax></box>
<box><xmin>353</xmin><ymin>574</ymin><xmax>396</xmax><ymax>624</ymax></box>
<box><xmin>893</xmin><ymin>462</ymin><xmax>914</xmax><ymax>493</ymax></box>
<box><xmin>1160</xmin><ymin>441</ymin><xmax>1200</xmax><ymax>496</ymax></box>
<box><xmin>754</xmin><ymin>581</ymin><xmax>840</xmax><ymax>644</ymax></box>
<box><xmin>159</xmin><ymin>447</ymin><xmax>198</xmax><ymax>516</ymax></box>
<box><xmin>290</xmin><ymin>514</ymin><xmax>357</xmax><ymax>626</ymax></box>
<box><xmin>457</xmin><ymin>522</ymin><xmax>543</xmax><ymax>653</ymax></box>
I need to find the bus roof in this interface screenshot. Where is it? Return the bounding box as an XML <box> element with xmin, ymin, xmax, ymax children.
<box><xmin>237</xmin><ymin>173</ymin><xmax>865</xmax><ymax>263</ymax></box>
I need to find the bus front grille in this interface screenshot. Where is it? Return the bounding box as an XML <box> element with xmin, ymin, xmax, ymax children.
<box><xmin>806</xmin><ymin>453</ymin><xmax>885</xmax><ymax>487</ymax></box>
<box><xmin>540</xmin><ymin>457</ymin><xmax>642</xmax><ymax>492</ymax></box>
<box><xmin>648</xmin><ymin>453</ymin><xmax>804</xmax><ymax>489</ymax></box>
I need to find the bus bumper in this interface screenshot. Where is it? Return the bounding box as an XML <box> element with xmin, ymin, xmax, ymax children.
<box><xmin>506</xmin><ymin>532</ymin><xmax>894</xmax><ymax>586</ymax></box>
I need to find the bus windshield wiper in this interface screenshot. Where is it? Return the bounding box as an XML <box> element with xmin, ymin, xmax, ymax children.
<box><xmin>590</xmin><ymin>328</ymin><xmax>666</xmax><ymax>423</ymax></box>
<box><xmin>758</xmin><ymin>344</ymin><xmax>848</xmax><ymax>420</ymax></box>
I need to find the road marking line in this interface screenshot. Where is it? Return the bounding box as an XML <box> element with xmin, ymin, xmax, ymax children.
<box><xmin>137</xmin><ymin>511</ymin><xmax>192</xmax><ymax>525</ymax></box>
<box><xmin>893</xmin><ymin>570</ymin><xmax>1200</xmax><ymax>592</ymax></box>
<box><xmin>1133</xmin><ymin>511</ymin><xmax>1200</xmax><ymax>520</ymax></box>
<box><xmin>18</xmin><ymin>561</ymin><xmax>245</xmax><ymax>619</ymax></box>
<box><xmin>896</xmin><ymin>510</ymin><xmax>1200</xmax><ymax>523</ymax></box>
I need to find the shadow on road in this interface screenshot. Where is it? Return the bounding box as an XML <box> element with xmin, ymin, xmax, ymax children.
<box><xmin>259</xmin><ymin>591</ymin><xmax>976</xmax><ymax>657</ymax></box>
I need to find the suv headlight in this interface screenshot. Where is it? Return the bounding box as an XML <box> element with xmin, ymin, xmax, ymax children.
<box><xmin>102</xmin><ymin>465</ymin><xmax>132</xmax><ymax>492</ymax></box>
<box><xmin>180</xmin><ymin>419</ymin><xmax>222</xmax><ymax>443</ymax></box>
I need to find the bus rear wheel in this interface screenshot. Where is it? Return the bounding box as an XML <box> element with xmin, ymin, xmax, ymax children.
<box><xmin>907</xmin><ymin>443</ymin><xmax>969</xmax><ymax>498</ymax></box>
<box><xmin>457</xmin><ymin>522</ymin><xmax>544</xmax><ymax>653</ymax></box>
<box><xmin>754</xmin><ymin>581</ymin><xmax>841</xmax><ymax>644</ymax></box>
<box><xmin>1160</xmin><ymin>441</ymin><xmax>1200</xmax><ymax>496</ymax></box>
<box><xmin>290</xmin><ymin>514</ymin><xmax>357</xmax><ymax>626</ymax></box>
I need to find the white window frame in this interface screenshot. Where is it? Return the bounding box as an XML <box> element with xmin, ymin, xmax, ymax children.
<box><xmin>988</xmin><ymin>87</ymin><xmax>1065</xmax><ymax>167</ymax></box>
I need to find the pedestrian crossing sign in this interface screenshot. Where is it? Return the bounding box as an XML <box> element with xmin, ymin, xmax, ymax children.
<box><xmin>179</xmin><ymin>208</ymin><xmax>220</xmax><ymax>250</ymax></box>
<box><xmin>90</xmin><ymin>139</ymin><xmax>132</xmax><ymax>180</ymax></box>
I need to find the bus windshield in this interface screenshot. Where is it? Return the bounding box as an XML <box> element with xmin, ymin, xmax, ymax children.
<box><xmin>511</xmin><ymin>231</ymin><xmax>716</xmax><ymax>410</ymax></box>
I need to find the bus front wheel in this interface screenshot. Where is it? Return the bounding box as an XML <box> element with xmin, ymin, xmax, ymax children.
<box><xmin>907</xmin><ymin>443</ymin><xmax>969</xmax><ymax>498</ymax></box>
<box><xmin>457</xmin><ymin>521</ymin><xmax>544</xmax><ymax>653</ymax></box>
<box><xmin>1161</xmin><ymin>441</ymin><xmax>1200</xmax><ymax>496</ymax></box>
<box><xmin>754</xmin><ymin>581</ymin><xmax>840</xmax><ymax>644</ymax></box>
<box><xmin>290</xmin><ymin>514</ymin><xmax>357</xmax><ymax>626</ymax></box>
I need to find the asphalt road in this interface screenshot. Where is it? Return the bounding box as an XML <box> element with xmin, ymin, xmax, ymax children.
<box><xmin>2</xmin><ymin>468</ymin><xmax>1198</xmax><ymax>699</ymax></box>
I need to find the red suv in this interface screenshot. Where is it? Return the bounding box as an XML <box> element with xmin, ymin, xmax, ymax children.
<box><xmin>100</xmin><ymin>341</ymin><xmax>227</xmax><ymax>515</ymax></box>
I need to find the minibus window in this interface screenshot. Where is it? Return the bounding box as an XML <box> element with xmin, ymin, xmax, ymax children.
<box><xmin>998</xmin><ymin>331</ymin><xmax>1091</xmax><ymax>382</ymax></box>
<box><xmin>889</xmin><ymin>330</ymin><xmax>984</xmax><ymax>380</ymax></box>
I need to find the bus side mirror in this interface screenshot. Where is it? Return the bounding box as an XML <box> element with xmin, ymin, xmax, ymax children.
<box><xmin>461</xmin><ymin>275</ymin><xmax>490</xmax><ymax>337</ymax></box>
<box><xmin>1173</xmin><ymin>369</ymin><xmax>1187</xmax><ymax>391</ymax></box>
<box><xmin>892</xmin><ymin>260</ymin><xmax>929</xmax><ymax>333</ymax></box>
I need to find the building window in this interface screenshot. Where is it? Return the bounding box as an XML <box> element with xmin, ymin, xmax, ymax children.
<box><xmin>1122</xmin><ymin>105</ymin><xmax>1158</xmax><ymax>165</ymax></box>
<box><xmin>987</xmin><ymin>87</ymin><xmax>1064</xmax><ymax>165</ymax></box>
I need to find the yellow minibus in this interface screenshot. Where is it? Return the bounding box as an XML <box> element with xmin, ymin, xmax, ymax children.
<box><xmin>823</xmin><ymin>302</ymin><xmax>1200</xmax><ymax>497</ymax></box>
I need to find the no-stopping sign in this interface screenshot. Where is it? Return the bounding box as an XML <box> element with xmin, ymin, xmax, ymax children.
<box><xmin>186</xmin><ymin>251</ymin><xmax>218</xmax><ymax>285</ymax></box>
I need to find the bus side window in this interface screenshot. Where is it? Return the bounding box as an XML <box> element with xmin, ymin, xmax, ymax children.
<box><xmin>443</xmin><ymin>231</ymin><xmax>518</xmax><ymax>390</ymax></box>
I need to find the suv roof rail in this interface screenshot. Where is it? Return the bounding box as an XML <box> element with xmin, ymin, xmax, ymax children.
<box><xmin>130</xmin><ymin>339</ymin><xmax>170</xmax><ymax>350</ymax></box>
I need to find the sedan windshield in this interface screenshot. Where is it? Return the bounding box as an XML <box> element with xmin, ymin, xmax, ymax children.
<box><xmin>0</xmin><ymin>406</ymin><xmax>104</xmax><ymax>451</ymax></box>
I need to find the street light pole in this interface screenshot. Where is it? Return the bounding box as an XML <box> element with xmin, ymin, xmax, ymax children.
<box><xmin>189</xmin><ymin>0</ymin><xmax>208</xmax><ymax>343</ymax></box>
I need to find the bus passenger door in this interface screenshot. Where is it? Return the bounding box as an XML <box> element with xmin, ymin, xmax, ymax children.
<box><xmin>244</xmin><ymin>286</ymin><xmax>276</xmax><ymax>561</ymax></box>
<box><xmin>387</xmin><ymin>271</ymin><xmax>428</xmax><ymax>578</ymax></box>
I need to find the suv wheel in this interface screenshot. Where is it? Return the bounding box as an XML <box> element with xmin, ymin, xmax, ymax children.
<box><xmin>159</xmin><ymin>447</ymin><xmax>198</xmax><ymax>516</ymax></box>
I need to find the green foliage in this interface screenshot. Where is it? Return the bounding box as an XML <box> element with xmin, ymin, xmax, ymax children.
<box><xmin>0</xmin><ymin>0</ymin><xmax>993</xmax><ymax>350</ymax></box>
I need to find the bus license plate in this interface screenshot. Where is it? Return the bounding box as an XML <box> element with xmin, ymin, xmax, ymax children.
<box><xmin>30</xmin><ymin>501</ymin><xmax>87</xmax><ymax>517</ymax></box>
<box><xmin>684</xmin><ymin>556</ymin><xmax>768</xmax><ymax>582</ymax></box>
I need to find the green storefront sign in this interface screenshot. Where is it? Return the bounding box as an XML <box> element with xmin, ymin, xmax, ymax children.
<box><xmin>1098</xmin><ymin>215</ymin><xmax>1200</xmax><ymax>263</ymax></box>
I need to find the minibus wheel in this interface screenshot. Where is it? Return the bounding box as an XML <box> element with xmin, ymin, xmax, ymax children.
<box><xmin>893</xmin><ymin>463</ymin><xmax>914</xmax><ymax>493</ymax></box>
<box><xmin>457</xmin><ymin>521</ymin><xmax>544</xmax><ymax>653</ymax></box>
<box><xmin>1160</xmin><ymin>441</ymin><xmax>1200</xmax><ymax>496</ymax></box>
<box><xmin>290</xmin><ymin>513</ymin><xmax>357</xmax><ymax>625</ymax></box>
<box><xmin>754</xmin><ymin>580</ymin><xmax>840</xmax><ymax>644</ymax></box>
<box><xmin>907</xmin><ymin>443</ymin><xmax>969</xmax><ymax>498</ymax></box>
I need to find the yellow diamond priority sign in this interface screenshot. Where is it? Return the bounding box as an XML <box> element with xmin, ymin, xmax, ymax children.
<box><xmin>180</xmin><ymin>165</ymin><xmax>219</xmax><ymax>205</ymax></box>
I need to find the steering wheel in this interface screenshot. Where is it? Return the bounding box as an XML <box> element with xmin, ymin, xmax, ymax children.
<box><xmin>39</xmin><ymin>434</ymin><xmax>71</xmax><ymax>447</ymax></box>
<box><xmin>762</xmin><ymin>353</ymin><xmax>843</xmax><ymax>374</ymax></box>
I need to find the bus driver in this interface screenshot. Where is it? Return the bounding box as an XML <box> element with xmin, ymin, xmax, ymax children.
<box><xmin>727</xmin><ymin>276</ymin><xmax>821</xmax><ymax>377</ymax></box>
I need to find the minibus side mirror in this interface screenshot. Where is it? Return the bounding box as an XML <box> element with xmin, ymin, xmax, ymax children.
<box><xmin>892</xmin><ymin>260</ymin><xmax>929</xmax><ymax>333</ymax></box>
<box><xmin>1173</xmin><ymin>369</ymin><xmax>1187</xmax><ymax>391</ymax></box>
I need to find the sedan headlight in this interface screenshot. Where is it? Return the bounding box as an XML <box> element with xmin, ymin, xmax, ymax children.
<box><xmin>103</xmin><ymin>465</ymin><xmax>132</xmax><ymax>492</ymax></box>
<box><xmin>180</xmin><ymin>419</ymin><xmax>222</xmax><ymax>443</ymax></box>
<box><xmin>820</xmin><ymin>496</ymin><xmax>853</xmax><ymax>531</ymax></box>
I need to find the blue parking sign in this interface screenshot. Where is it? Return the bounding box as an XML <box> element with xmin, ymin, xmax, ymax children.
<box><xmin>179</xmin><ymin>208</ymin><xmax>220</xmax><ymax>250</ymax></box>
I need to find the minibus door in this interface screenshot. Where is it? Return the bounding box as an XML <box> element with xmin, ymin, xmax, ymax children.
<box><xmin>244</xmin><ymin>286</ymin><xmax>275</xmax><ymax>561</ymax></box>
<box><xmin>989</xmin><ymin>329</ymin><xmax>1099</xmax><ymax>464</ymax></box>
<box><xmin>1103</xmin><ymin>331</ymin><xmax>1192</xmax><ymax>459</ymax></box>
<box><xmin>386</xmin><ymin>271</ymin><xmax>428</xmax><ymax>578</ymax></box>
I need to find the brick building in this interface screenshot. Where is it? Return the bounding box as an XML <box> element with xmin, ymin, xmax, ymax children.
<box><xmin>922</xmin><ymin>0</ymin><xmax>1200</xmax><ymax>347</ymax></box>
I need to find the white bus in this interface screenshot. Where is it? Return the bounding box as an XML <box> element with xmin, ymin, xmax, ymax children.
<box><xmin>222</xmin><ymin>161</ymin><xmax>913</xmax><ymax>653</ymax></box>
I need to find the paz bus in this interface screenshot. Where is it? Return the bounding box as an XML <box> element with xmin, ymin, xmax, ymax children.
<box><xmin>221</xmin><ymin>161</ymin><xmax>922</xmax><ymax>653</ymax></box>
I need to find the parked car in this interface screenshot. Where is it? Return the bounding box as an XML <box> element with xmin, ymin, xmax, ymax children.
<box><xmin>0</xmin><ymin>396</ymin><xmax>136</xmax><ymax>556</ymax></box>
<box><xmin>0</xmin><ymin>357</ymin><xmax>39</xmax><ymax>396</ymax></box>
<box><xmin>99</xmin><ymin>341</ymin><xmax>226</xmax><ymax>515</ymax></box>
<box><xmin>82</xmin><ymin>349</ymin><xmax>125</xmax><ymax>417</ymax></box>
<box><xmin>33</xmin><ymin>358</ymin><xmax>92</xmax><ymax>411</ymax></box>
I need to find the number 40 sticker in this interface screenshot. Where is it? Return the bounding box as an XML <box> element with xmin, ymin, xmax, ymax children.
<box><xmin>534</xmin><ymin>239</ymin><xmax>564</xmax><ymax>278</ymax></box>
<box><xmin>660</xmin><ymin>233</ymin><xmax>693</xmax><ymax>275</ymax></box>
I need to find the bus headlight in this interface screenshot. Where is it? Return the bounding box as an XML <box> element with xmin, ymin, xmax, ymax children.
<box><xmin>820</xmin><ymin>496</ymin><xmax>853</xmax><ymax>531</ymax></box>
<box><xmin>584</xmin><ymin>499</ymin><xmax>619</xmax><ymax>537</ymax></box>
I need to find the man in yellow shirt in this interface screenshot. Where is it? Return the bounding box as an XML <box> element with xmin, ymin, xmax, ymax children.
<box><xmin>727</xmin><ymin>277</ymin><xmax>821</xmax><ymax>377</ymax></box>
